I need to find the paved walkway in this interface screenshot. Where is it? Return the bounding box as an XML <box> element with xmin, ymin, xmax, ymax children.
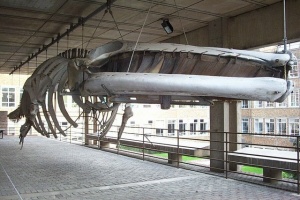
<box><xmin>0</xmin><ymin>136</ymin><xmax>299</xmax><ymax>200</ymax></box>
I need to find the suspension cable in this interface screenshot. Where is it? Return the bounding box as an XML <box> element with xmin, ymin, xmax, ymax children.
<box><xmin>57</xmin><ymin>40</ymin><xmax>59</xmax><ymax>55</ymax></box>
<box><xmin>82</xmin><ymin>20</ymin><xmax>84</xmax><ymax>50</ymax></box>
<box><xmin>109</xmin><ymin>7</ymin><xmax>124</xmax><ymax>41</ymax></box>
<box><xmin>127</xmin><ymin>0</ymin><xmax>153</xmax><ymax>72</ymax></box>
<box><xmin>174</xmin><ymin>0</ymin><xmax>188</xmax><ymax>45</ymax></box>
<box><xmin>85</xmin><ymin>10</ymin><xmax>108</xmax><ymax>49</ymax></box>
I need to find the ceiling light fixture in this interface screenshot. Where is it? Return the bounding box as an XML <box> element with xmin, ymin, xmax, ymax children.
<box><xmin>161</xmin><ymin>19</ymin><xmax>173</xmax><ymax>34</ymax></box>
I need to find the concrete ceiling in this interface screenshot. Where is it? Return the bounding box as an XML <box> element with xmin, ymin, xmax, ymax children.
<box><xmin>0</xmin><ymin>0</ymin><xmax>282</xmax><ymax>75</ymax></box>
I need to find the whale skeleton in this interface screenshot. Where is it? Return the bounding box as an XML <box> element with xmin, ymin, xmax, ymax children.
<box><xmin>8</xmin><ymin>41</ymin><xmax>297</xmax><ymax>146</ymax></box>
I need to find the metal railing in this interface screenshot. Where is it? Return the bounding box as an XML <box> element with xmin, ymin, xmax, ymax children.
<box><xmin>53</xmin><ymin>123</ymin><xmax>300</xmax><ymax>194</ymax></box>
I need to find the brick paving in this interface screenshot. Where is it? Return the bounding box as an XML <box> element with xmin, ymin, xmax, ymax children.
<box><xmin>0</xmin><ymin>136</ymin><xmax>299</xmax><ymax>200</ymax></box>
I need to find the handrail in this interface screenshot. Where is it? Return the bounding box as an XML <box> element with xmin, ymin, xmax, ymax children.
<box><xmin>51</xmin><ymin>123</ymin><xmax>300</xmax><ymax>194</ymax></box>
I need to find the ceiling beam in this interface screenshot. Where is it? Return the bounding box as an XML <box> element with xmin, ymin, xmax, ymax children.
<box><xmin>10</xmin><ymin>0</ymin><xmax>117</xmax><ymax>75</ymax></box>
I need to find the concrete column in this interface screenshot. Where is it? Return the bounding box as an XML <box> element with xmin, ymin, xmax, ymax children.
<box><xmin>208</xmin><ymin>18</ymin><xmax>229</xmax><ymax>48</ymax></box>
<box><xmin>93</xmin><ymin>97</ymin><xmax>97</xmax><ymax>134</ymax></box>
<box><xmin>100</xmin><ymin>141</ymin><xmax>110</xmax><ymax>149</ymax></box>
<box><xmin>92</xmin><ymin>96</ymin><xmax>98</xmax><ymax>148</ymax></box>
<box><xmin>0</xmin><ymin>111</ymin><xmax>8</xmax><ymax>131</ymax></box>
<box><xmin>210</xmin><ymin>101</ymin><xmax>229</xmax><ymax>173</ymax></box>
<box><xmin>263</xmin><ymin>168</ymin><xmax>282</xmax><ymax>183</ymax></box>
<box><xmin>228</xmin><ymin>101</ymin><xmax>242</xmax><ymax>171</ymax></box>
<box><xmin>168</xmin><ymin>153</ymin><xmax>182</xmax><ymax>166</ymax></box>
<box><xmin>84</xmin><ymin>97</ymin><xmax>89</xmax><ymax>145</ymax></box>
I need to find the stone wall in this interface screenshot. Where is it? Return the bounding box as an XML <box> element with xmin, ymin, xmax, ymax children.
<box><xmin>242</xmin><ymin>135</ymin><xmax>295</xmax><ymax>149</ymax></box>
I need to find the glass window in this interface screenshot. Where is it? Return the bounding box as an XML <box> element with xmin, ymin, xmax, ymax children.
<box><xmin>156</xmin><ymin>128</ymin><xmax>163</xmax><ymax>136</ymax></box>
<box><xmin>289</xmin><ymin>62</ymin><xmax>299</xmax><ymax>78</ymax></box>
<box><xmin>167</xmin><ymin>120</ymin><xmax>175</xmax><ymax>136</ymax></box>
<box><xmin>277</xmin><ymin>99</ymin><xmax>287</xmax><ymax>108</ymax></box>
<box><xmin>178</xmin><ymin>119</ymin><xmax>186</xmax><ymax>135</ymax></box>
<box><xmin>254</xmin><ymin>101</ymin><xmax>263</xmax><ymax>108</ymax></box>
<box><xmin>265</xmin><ymin>101</ymin><xmax>275</xmax><ymax>108</ymax></box>
<box><xmin>155</xmin><ymin>120</ymin><xmax>164</xmax><ymax>136</ymax></box>
<box><xmin>190</xmin><ymin>119</ymin><xmax>197</xmax><ymax>135</ymax></box>
<box><xmin>241</xmin><ymin>100</ymin><xmax>249</xmax><ymax>108</ymax></box>
<box><xmin>290</xmin><ymin>89</ymin><xmax>299</xmax><ymax>107</ymax></box>
<box><xmin>242</xmin><ymin>118</ymin><xmax>249</xmax><ymax>133</ymax></box>
<box><xmin>265</xmin><ymin>118</ymin><xmax>275</xmax><ymax>134</ymax></box>
<box><xmin>2</xmin><ymin>87</ymin><xmax>16</xmax><ymax>107</ymax></box>
<box><xmin>254</xmin><ymin>118</ymin><xmax>263</xmax><ymax>134</ymax></box>
<box><xmin>289</xmin><ymin>118</ymin><xmax>300</xmax><ymax>135</ymax></box>
<box><xmin>8</xmin><ymin>127</ymin><xmax>15</xmax><ymax>135</ymax></box>
<box><xmin>199</xmin><ymin>119</ymin><xmax>207</xmax><ymax>133</ymax></box>
<box><xmin>276</xmin><ymin>118</ymin><xmax>287</xmax><ymax>135</ymax></box>
<box><xmin>20</xmin><ymin>88</ymin><xmax>23</xmax><ymax>98</ymax></box>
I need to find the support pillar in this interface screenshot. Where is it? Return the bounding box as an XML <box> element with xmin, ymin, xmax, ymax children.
<box><xmin>228</xmin><ymin>101</ymin><xmax>242</xmax><ymax>171</ymax></box>
<box><xmin>208</xmin><ymin>18</ymin><xmax>229</xmax><ymax>47</ymax></box>
<box><xmin>100</xmin><ymin>141</ymin><xmax>110</xmax><ymax>149</ymax></box>
<box><xmin>168</xmin><ymin>153</ymin><xmax>182</xmax><ymax>166</ymax></box>
<box><xmin>84</xmin><ymin>97</ymin><xmax>89</xmax><ymax>145</ymax></box>
<box><xmin>92</xmin><ymin>96</ymin><xmax>99</xmax><ymax>148</ymax></box>
<box><xmin>263</xmin><ymin>168</ymin><xmax>282</xmax><ymax>183</ymax></box>
<box><xmin>210</xmin><ymin>101</ymin><xmax>229</xmax><ymax>173</ymax></box>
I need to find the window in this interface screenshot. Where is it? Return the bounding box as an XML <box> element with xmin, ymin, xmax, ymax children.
<box><xmin>290</xmin><ymin>89</ymin><xmax>300</xmax><ymax>107</ymax></box>
<box><xmin>241</xmin><ymin>100</ymin><xmax>249</xmax><ymax>108</ymax></box>
<box><xmin>289</xmin><ymin>118</ymin><xmax>300</xmax><ymax>135</ymax></box>
<box><xmin>20</xmin><ymin>88</ymin><xmax>23</xmax><ymax>98</ymax></box>
<box><xmin>63</xmin><ymin>95</ymin><xmax>77</xmax><ymax>108</ymax></box>
<box><xmin>265</xmin><ymin>102</ymin><xmax>275</xmax><ymax>108</ymax></box>
<box><xmin>178</xmin><ymin>119</ymin><xmax>186</xmax><ymax>135</ymax></box>
<box><xmin>155</xmin><ymin>120</ymin><xmax>164</xmax><ymax>136</ymax></box>
<box><xmin>265</xmin><ymin>118</ymin><xmax>275</xmax><ymax>134</ymax></box>
<box><xmin>290</xmin><ymin>62</ymin><xmax>299</xmax><ymax>78</ymax></box>
<box><xmin>59</xmin><ymin>122</ymin><xmax>68</xmax><ymax>131</ymax></box>
<box><xmin>276</xmin><ymin>118</ymin><xmax>287</xmax><ymax>135</ymax></box>
<box><xmin>61</xmin><ymin>122</ymin><xmax>68</xmax><ymax>126</ymax></box>
<box><xmin>254</xmin><ymin>101</ymin><xmax>263</xmax><ymax>108</ymax></box>
<box><xmin>71</xmin><ymin>97</ymin><xmax>78</xmax><ymax>108</ymax></box>
<box><xmin>277</xmin><ymin>99</ymin><xmax>287</xmax><ymax>108</ymax></box>
<box><xmin>167</xmin><ymin>120</ymin><xmax>175</xmax><ymax>136</ymax></box>
<box><xmin>2</xmin><ymin>87</ymin><xmax>16</xmax><ymax>107</ymax></box>
<box><xmin>254</xmin><ymin>118</ymin><xmax>263</xmax><ymax>134</ymax></box>
<box><xmin>8</xmin><ymin>127</ymin><xmax>15</xmax><ymax>135</ymax></box>
<box><xmin>190</xmin><ymin>119</ymin><xmax>197</xmax><ymax>135</ymax></box>
<box><xmin>199</xmin><ymin>119</ymin><xmax>207</xmax><ymax>134</ymax></box>
<box><xmin>242</xmin><ymin>118</ymin><xmax>249</xmax><ymax>133</ymax></box>
<box><xmin>156</xmin><ymin>129</ymin><xmax>163</xmax><ymax>136</ymax></box>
